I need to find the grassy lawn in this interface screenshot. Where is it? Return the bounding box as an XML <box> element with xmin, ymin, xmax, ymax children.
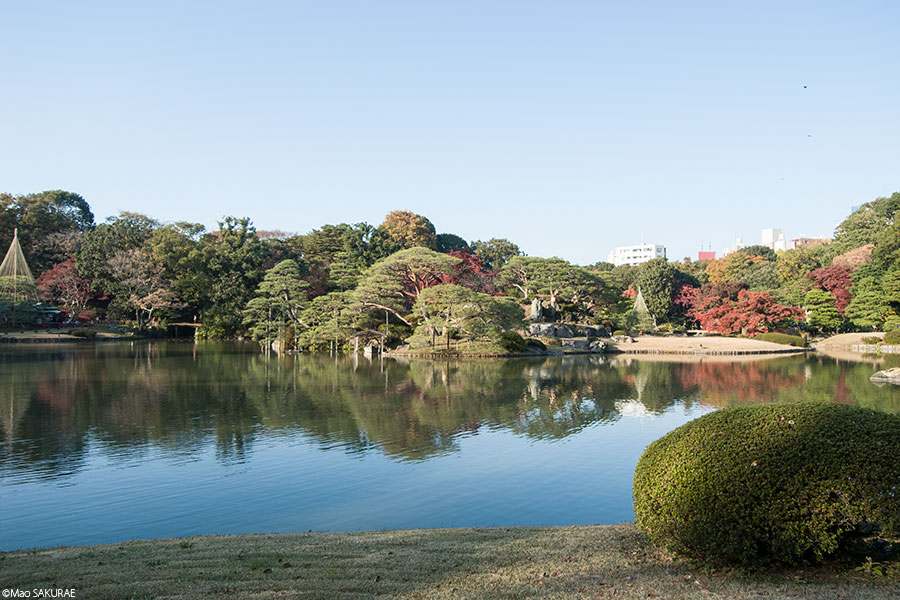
<box><xmin>2</xmin><ymin>524</ymin><xmax>897</xmax><ymax>599</ymax></box>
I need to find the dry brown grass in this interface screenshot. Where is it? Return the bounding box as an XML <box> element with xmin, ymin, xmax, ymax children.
<box><xmin>2</xmin><ymin>524</ymin><xmax>897</xmax><ymax>599</ymax></box>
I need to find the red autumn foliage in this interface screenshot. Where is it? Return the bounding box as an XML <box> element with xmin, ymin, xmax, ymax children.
<box><xmin>696</xmin><ymin>281</ymin><xmax>748</xmax><ymax>305</ymax></box>
<box><xmin>688</xmin><ymin>289</ymin><xmax>804</xmax><ymax>336</ymax></box>
<box><xmin>447</xmin><ymin>251</ymin><xmax>496</xmax><ymax>294</ymax></box>
<box><xmin>805</xmin><ymin>265</ymin><xmax>852</xmax><ymax>315</ymax></box>
<box><xmin>680</xmin><ymin>282</ymin><xmax>747</xmax><ymax>328</ymax></box>
<box><xmin>35</xmin><ymin>258</ymin><xmax>96</xmax><ymax>311</ymax></box>
<box><xmin>672</xmin><ymin>283</ymin><xmax>698</xmax><ymax>312</ymax></box>
<box><xmin>621</xmin><ymin>287</ymin><xmax>637</xmax><ymax>298</ymax></box>
<box><xmin>675</xmin><ymin>362</ymin><xmax>807</xmax><ymax>406</ymax></box>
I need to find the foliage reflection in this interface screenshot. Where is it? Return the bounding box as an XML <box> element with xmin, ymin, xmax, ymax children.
<box><xmin>1</xmin><ymin>344</ymin><xmax>899</xmax><ymax>482</ymax></box>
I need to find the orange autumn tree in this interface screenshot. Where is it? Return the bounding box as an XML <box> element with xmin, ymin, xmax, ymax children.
<box><xmin>705</xmin><ymin>252</ymin><xmax>770</xmax><ymax>283</ymax></box>
<box><xmin>380</xmin><ymin>210</ymin><xmax>437</xmax><ymax>250</ymax></box>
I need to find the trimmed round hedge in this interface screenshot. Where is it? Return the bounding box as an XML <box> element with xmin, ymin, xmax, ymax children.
<box><xmin>884</xmin><ymin>329</ymin><xmax>900</xmax><ymax>345</ymax></box>
<box><xmin>633</xmin><ymin>402</ymin><xmax>900</xmax><ymax>568</ymax></box>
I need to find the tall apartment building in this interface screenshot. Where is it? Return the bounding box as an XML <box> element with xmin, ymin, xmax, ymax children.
<box><xmin>607</xmin><ymin>244</ymin><xmax>666</xmax><ymax>267</ymax></box>
<box><xmin>761</xmin><ymin>228</ymin><xmax>788</xmax><ymax>252</ymax></box>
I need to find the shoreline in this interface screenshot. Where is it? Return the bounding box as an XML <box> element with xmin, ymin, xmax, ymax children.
<box><xmin>387</xmin><ymin>335</ymin><xmax>814</xmax><ymax>358</ymax></box>
<box><xmin>2</xmin><ymin>332</ymin><xmax>809</xmax><ymax>356</ymax></box>
<box><xmin>1</xmin><ymin>524</ymin><xmax>895</xmax><ymax>599</ymax></box>
<box><xmin>1</xmin><ymin>332</ymin><xmax>887</xmax><ymax>360</ymax></box>
<box><xmin>0</xmin><ymin>335</ymin><xmax>135</xmax><ymax>343</ymax></box>
<box><xmin>0</xmin><ymin>327</ymin><xmax>135</xmax><ymax>343</ymax></box>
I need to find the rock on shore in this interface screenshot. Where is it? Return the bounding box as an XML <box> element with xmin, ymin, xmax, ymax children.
<box><xmin>527</xmin><ymin>323</ymin><xmax>608</xmax><ymax>338</ymax></box>
<box><xmin>871</xmin><ymin>368</ymin><xmax>900</xmax><ymax>385</ymax></box>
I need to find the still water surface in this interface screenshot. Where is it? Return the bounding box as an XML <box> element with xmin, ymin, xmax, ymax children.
<box><xmin>2</xmin><ymin>342</ymin><xmax>898</xmax><ymax>550</ymax></box>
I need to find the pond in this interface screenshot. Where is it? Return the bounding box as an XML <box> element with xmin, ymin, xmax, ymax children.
<box><xmin>1</xmin><ymin>342</ymin><xmax>898</xmax><ymax>550</ymax></box>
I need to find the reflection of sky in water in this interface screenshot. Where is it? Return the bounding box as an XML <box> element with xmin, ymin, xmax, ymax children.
<box><xmin>615</xmin><ymin>399</ymin><xmax>655</xmax><ymax>418</ymax></box>
<box><xmin>0</xmin><ymin>343</ymin><xmax>897</xmax><ymax>550</ymax></box>
<box><xmin>1</xmin><ymin>402</ymin><xmax>713</xmax><ymax>551</ymax></box>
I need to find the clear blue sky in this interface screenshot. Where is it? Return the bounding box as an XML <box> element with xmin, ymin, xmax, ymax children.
<box><xmin>2</xmin><ymin>1</ymin><xmax>898</xmax><ymax>264</ymax></box>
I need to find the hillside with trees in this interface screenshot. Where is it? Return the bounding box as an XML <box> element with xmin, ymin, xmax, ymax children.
<box><xmin>3</xmin><ymin>192</ymin><xmax>900</xmax><ymax>353</ymax></box>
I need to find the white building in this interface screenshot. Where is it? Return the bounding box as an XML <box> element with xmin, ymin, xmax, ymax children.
<box><xmin>761</xmin><ymin>228</ymin><xmax>788</xmax><ymax>252</ymax></box>
<box><xmin>722</xmin><ymin>237</ymin><xmax>745</xmax><ymax>257</ymax></box>
<box><xmin>724</xmin><ymin>229</ymin><xmax>789</xmax><ymax>257</ymax></box>
<box><xmin>607</xmin><ymin>244</ymin><xmax>666</xmax><ymax>267</ymax></box>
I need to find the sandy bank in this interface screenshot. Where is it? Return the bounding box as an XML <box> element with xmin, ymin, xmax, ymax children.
<box><xmin>607</xmin><ymin>335</ymin><xmax>807</xmax><ymax>355</ymax></box>
<box><xmin>817</xmin><ymin>332</ymin><xmax>885</xmax><ymax>349</ymax></box>
<box><xmin>0</xmin><ymin>328</ymin><xmax>131</xmax><ymax>342</ymax></box>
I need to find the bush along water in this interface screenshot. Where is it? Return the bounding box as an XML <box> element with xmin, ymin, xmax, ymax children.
<box><xmin>633</xmin><ymin>402</ymin><xmax>900</xmax><ymax>568</ymax></box>
<box><xmin>753</xmin><ymin>332</ymin><xmax>807</xmax><ymax>347</ymax></box>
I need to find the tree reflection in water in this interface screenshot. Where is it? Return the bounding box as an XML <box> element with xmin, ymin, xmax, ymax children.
<box><xmin>1</xmin><ymin>343</ymin><xmax>899</xmax><ymax>482</ymax></box>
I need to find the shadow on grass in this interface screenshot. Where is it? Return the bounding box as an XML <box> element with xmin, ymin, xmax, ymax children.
<box><xmin>1</xmin><ymin>524</ymin><xmax>898</xmax><ymax>599</ymax></box>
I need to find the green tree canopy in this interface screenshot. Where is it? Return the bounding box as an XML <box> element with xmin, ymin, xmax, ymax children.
<box><xmin>408</xmin><ymin>284</ymin><xmax>524</xmax><ymax>350</ymax></box>
<box><xmin>803</xmin><ymin>289</ymin><xmax>842</xmax><ymax>334</ymax></box>
<box><xmin>194</xmin><ymin>217</ymin><xmax>267</xmax><ymax>338</ymax></box>
<box><xmin>243</xmin><ymin>260</ymin><xmax>311</xmax><ymax>345</ymax></box>
<box><xmin>635</xmin><ymin>258</ymin><xmax>675</xmax><ymax>323</ymax></box>
<box><xmin>833</xmin><ymin>192</ymin><xmax>900</xmax><ymax>253</ymax></box>
<box><xmin>435</xmin><ymin>233</ymin><xmax>470</xmax><ymax>254</ymax></box>
<box><xmin>289</xmin><ymin>222</ymin><xmax>397</xmax><ymax>292</ymax></box>
<box><xmin>77</xmin><ymin>212</ymin><xmax>159</xmax><ymax>287</ymax></box>
<box><xmin>296</xmin><ymin>291</ymin><xmax>359</xmax><ymax>351</ymax></box>
<box><xmin>872</xmin><ymin>219</ymin><xmax>900</xmax><ymax>271</ymax></box>
<box><xmin>497</xmin><ymin>256</ymin><xmax>599</xmax><ymax>311</ymax></box>
<box><xmin>471</xmin><ymin>238</ymin><xmax>521</xmax><ymax>271</ymax></box>
<box><xmin>353</xmin><ymin>247</ymin><xmax>460</xmax><ymax>326</ymax></box>
<box><xmin>744</xmin><ymin>262</ymin><xmax>781</xmax><ymax>291</ymax></box>
<box><xmin>775</xmin><ymin>246</ymin><xmax>823</xmax><ymax>283</ymax></box>
<box><xmin>844</xmin><ymin>290</ymin><xmax>887</xmax><ymax>330</ymax></box>
<box><xmin>736</xmin><ymin>245</ymin><xmax>776</xmax><ymax>261</ymax></box>
<box><xmin>1</xmin><ymin>190</ymin><xmax>95</xmax><ymax>274</ymax></box>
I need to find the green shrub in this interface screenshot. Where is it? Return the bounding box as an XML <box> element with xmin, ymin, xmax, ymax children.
<box><xmin>524</xmin><ymin>338</ymin><xmax>546</xmax><ymax>351</ymax></box>
<box><xmin>753</xmin><ymin>332</ymin><xmax>807</xmax><ymax>347</ymax></box>
<box><xmin>655</xmin><ymin>323</ymin><xmax>685</xmax><ymax>335</ymax></box>
<box><xmin>195</xmin><ymin>317</ymin><xmax>229</xmax><ymax>340</ymax></box>
<box><xmin>861</xmin><ymin>336</ymin><xmax>882</xmax><ymax>345</ymax></box>
<box><xmin>633</xmin><ymin>403</ymin><xmax>900</xmax><ymax>568</ymax></box>
<box><xmin>69</xmin><ymin>328</ymin><xmax>97</xmax><ymax>339</ymax></box>
<box><xmin>884</xmin><ymin>315</ymin><xmax>900</xmax><ymax>332</ymax></box>
<box><xmin>883</xmin><ymin>329</ymin><xmax>900</xmax><ymax>345</ymax></box>
<box><xmin>498</xmin><ymin>331</ymin><xmax>527</xmax><ymax>353</ymax></box>
<box><xmin>612</xmin><ymin>329</ymin><xmax>627</xmax><ymax>336</ymax></box>
<box><xmin>558</xmin><ymin>303</ymin><xmax>578</xmax><ymax>315</ymax></box>
<box><xmin>378</xmin><ymin>322</ymin><xmax>412</xmax><ymax>345</ymax></box>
